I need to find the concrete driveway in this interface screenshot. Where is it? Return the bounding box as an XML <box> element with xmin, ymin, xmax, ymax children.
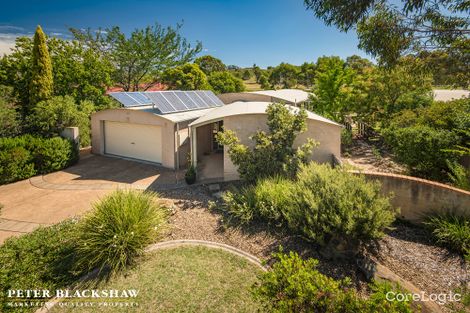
<box><xmin>0</xmin><ymin>155</ymin><xmax>183</xmax><ymax>244</ymax></box>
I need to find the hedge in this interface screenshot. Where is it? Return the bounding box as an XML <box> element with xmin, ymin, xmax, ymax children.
<box><xmin>0</xmin><ymin>135</ymin><xmax>78</xmax><ymax>184</ymax></box>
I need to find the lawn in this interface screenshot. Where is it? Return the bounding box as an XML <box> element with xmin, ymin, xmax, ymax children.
<box><xmin>51</xmin><ymin>246</ymin><xmax>263</xmax><ymax>312</ymax></box>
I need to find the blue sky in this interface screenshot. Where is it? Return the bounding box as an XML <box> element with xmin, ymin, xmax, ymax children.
<box><xmin>0</xmin><ymin>0</ymin><xmax>371</xmax><ymax>67</ymax></box>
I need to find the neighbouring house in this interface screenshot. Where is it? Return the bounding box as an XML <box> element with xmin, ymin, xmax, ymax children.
<box><xmin>433</xmin><ymin>89</ymin><xmax>470</xmax><ymax>102</ymax></box>
<box><xmin>217</xmin><ymin>89</ymin><xmax>311</xmax><ymax>105</ymax></box>
<box><xmin>91</xmin><ymin>89</ymin><xmax>341</xmax><ymax>181</ymax></box>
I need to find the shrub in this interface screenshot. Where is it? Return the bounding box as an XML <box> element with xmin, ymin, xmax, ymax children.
<box><xmin>185</xmin><ymin>164</ymin><xmax>196</xmax><ymax>184</ymax></box>
<box><xmin>0</xmin><ymin>221</ymin><xmax>80</xmax><ymax>313</ymax></box>
<box><xmin>252</xmin><ymin>250</ymin><xmax>413</xmax><ymax>313</ymax></box>
<box><xmin>223</xmin><ymin>163</ymin><xmax>395</xmax><ymax>252</ymax></box>
<box><xmin>424</xmin><ymin>213</ymin><xmax>470</xmax><ymax>258</ymax></box>
<box><xmin>217</xmin><ymin>102</ymin><xmax>317</xmax><ymax>182</ymax></box>
<box><xmin>0</xmin><ymin>135</ymin><xmax>78</xmax><ymax>184</ymax></box>
<box><xmin>446</xmin><ymin>161</ymin><xmax>470</xmax><ymax>191</ymax></box>
<box><xmin>383</xmin><ymin>125</ymin><xmax>459</xmax><ymax>180</ymax></box>
<box><xmin>292</xmin><ymin>163</ymin><xmax>395</xmax><ymax>250</ymax></box>
<box><xmin>208</xmin><ymin>71</ymin><xmax>245</xmax><ymax>94</ymax></box>
<box><xmin>341</xmin><ymin>128</ymin><xmax>353</xmax><ymax>148</ymax></box>
<box><xmin>75</xmin><ymin>190</ymin><xmax>169</xmax><ymax>275</ymax></box>
<box><xmin>223</xmin><ymin>176</ymin><xmax>296</xmax><ymax>225</ymax></box>
<box><xmin>26</xmin><ymin>95</ymin><xmax>94</xmax><ymax>146</ymax></box>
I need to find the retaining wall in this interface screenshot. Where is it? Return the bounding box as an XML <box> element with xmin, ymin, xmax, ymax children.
<box><xmin>357</xmin><ymin>171</ymin><xmax>470</xmax><ymax>222</ymax></box>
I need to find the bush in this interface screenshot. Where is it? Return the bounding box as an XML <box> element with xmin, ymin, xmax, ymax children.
<box><xmin>223</xmin><ymin>163</ymin><xmax>395</xmax><ymax>252</ymax></box>
<box><xmin>185</xmin><ymin>164</ymin><xmax>196</xmax><ymax>184</ymax></box>
<box><xmin>383</xmin><ymin>125</ymin><xmax>459</xmax><ymax>180</ymax></box>
<box><xmin>217</xmin><ymin>103</ymin><xmax>317</xmax><ymax>183</ymax></box>
<box><xmin>0</xmin><ymin>135</ymin><xmax>78</xmax><ymax>184</ymax></box>
<box><xmin>0</xmin><ymin>221</ymin><xmax>80</xmax><ymax>313</ymax></box>
<box><xmin>223</xmin><ymin>176</ymin><xmax>296</xmax><ymax>225</ymax></box>
<box><xmin>446</xmin><ymin>161</ymin><xmax>470</xmax><ymax>191</ymax></box>
<box><xmin>253</xmin><ymin>250</ymin><xmax>413</xmax><ymax>313</ymax></box>
<box><xmin>75</xmin><ymin>190</ymin><xmax>169</xmax><ymax>275</ymax></box>
<box><xmin>26</xmin><ymin>95</ymin><xmax>94</xmax><ymax>147</ymax></box>
<box><xmin>341</xmin><ymin>128</ymin><xmax>353</xmax><ymax>148</ymax></box>
<box><xmin>424</xmin><ymin>213</ymin><xmax>470</xmax><ymax>259</ymax></box>
<box><xmin>208</xmin><ymin>71</ymin><xmax>245</xmax><ymax>94</ymax></box>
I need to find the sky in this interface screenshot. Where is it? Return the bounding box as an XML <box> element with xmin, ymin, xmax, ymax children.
<box><xmin>0</xmin><ymin>0</ymin><xmax>371</xmax><ymax>67</ymax></box>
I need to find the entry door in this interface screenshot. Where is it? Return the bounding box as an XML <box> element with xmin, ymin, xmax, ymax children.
<box><xmin>104</xmin><ymin>121</ymin><xmax>162</xmax><ymax>164</ymax></box>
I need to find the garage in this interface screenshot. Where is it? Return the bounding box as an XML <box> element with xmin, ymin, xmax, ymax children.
<box><xmin>104</xmin><ymin>121</ymin><xmax>162</xmax><ymax>164</ymax></box>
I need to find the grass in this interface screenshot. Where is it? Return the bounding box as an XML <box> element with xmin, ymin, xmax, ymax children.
<box><xmin>242</xmin><ymin>77</ymin><xmax>262</xmax><ymax>91</ymax></box>
<box><xmin>424</xmin><ymin>213</ymin><xmax>470</xmax><ymax>259</ymax></box>
<box><xmin>51</xmin><ymin>246</ymin><xmax>263</xmax><ymax>312</ymax></box>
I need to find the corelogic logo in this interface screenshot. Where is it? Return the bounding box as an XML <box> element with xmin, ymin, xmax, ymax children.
<box><xmin>386</xmin><ymin>291</ymin><xmax>462</xmax><ymax>305</ymax></box>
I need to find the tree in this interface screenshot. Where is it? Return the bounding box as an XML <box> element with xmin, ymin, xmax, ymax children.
<box><xmin>161</xmin><ymin>63</ymin><xmax>210</xmax><ymax>90</ymax></box>
<box><xmin>71</xmin><ymin>23</ymin><xmax>202</xmax><ymax>91</ymax></box>
<box><xmin>308</xmin><ymin>56</ymin><xmax>354</xmax><ymax>122</ymax></box>
<box><xmin>252</xmin><ymin>64</ymin><xmax>263</xmax><ymax>83</ymax></box>
<box><xmin>194</xmin><ymin>55</ymin><xmax>226</xmax><ymax>75</ymax></box>
<box><xmin>269</xmin><ymin>63</ymin><xmax>299</xmax><ymax>88</ymax></box>
<box><xmin>242</xmin><ymin>69</ymin><xmax>252</xmax><ymax>80</ymax></box>
<box><xmin>304</xmin><ymin>0</ymin><xmax>470</xmax><ymax>66</ymax></box>
<box><xmin>1</xmin><ymin>36</ymin><xmax>114</xmax><ymax>110</ymax></box>
<box><xmin>216</xmin><ymin>103</ymin><xmax>317</xmax><ymax>182</ymax></box>
<box><xmin>298</xmin><ymin>62</ymin><xmax>316</xmax><ymax>87</ymax></box>
<box><xmin>417</xmin><ymin>50</ymin><xmax>470</xmax><ymax>88</ymax></box>
<box><xmin>208</xmin><ymin>71</ymin><xmax>245</xmax><ymax>94</ymax></box>
<box><xmin>259</xmin><ymin>73</ymin><xmax>271</xmax><ymax>89</ymax></box>
<box><xmin>29</xmin><ymin>25</ymin><xmax>53</xmax><ymax>110</ymax></box>
<box><xmin>26</xmin><ymin>96</ymin><xmax>95</xmax><ymax>146</ymax></box>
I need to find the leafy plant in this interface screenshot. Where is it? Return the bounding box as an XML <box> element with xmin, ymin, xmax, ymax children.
<box><xmin>185</xmin><ymin>164</ymin><xmax>196</xmax><ymax>184</ymax></box>
<box><xmin>424</xmin><ymin>213</ymin><xmax>470</xmax><ymax>258</ymax></box>
<box><xmin>217</xmin><ymin>102</ymin><xmax>317</xmax><ymax>183</ymax></box>
<box><xmin>0</xmin><ymin>135</ymin><xmax>78</xmax><ymax>184</ymax></box>
<box><xmin>446</xmin><ymin>161</ymin><xmax>470</xmax><ymax>191</ymax></box>
<box><xmin>223</xmin><ymin>163</ymin><xmax>395</xmax><ymax>253</ymax></box>
<box><xmin>208</xmin><ymin>71</ymin><xmax>245</xmax><ymax>94</ymax></box>
<box><xmin>75</xmin><ymin>190</ymin><xmax>169</xmax><ymax>276</ymax></box>
<box><xmin>0</xmin><ymin>220</ymin><xmax>80</xmax><ymax>313</ymax></box>
<box><xmin>253</xmin><ymin>250</ymin><xmax>413</xmax><ymax>313</ymax></box>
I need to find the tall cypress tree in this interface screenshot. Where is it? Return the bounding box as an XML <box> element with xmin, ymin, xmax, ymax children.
<box><xmin>29</xmin><ymin>25</ymin><xmax>53</xmax><ymax>110</ymax></box>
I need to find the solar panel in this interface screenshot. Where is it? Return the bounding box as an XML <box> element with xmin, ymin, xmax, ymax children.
<box><xmin>110</xmin><ymin>90</ymin><xmax>224</xmax><ymax>113</ymax></box>
<box><xmin>109</xmin><ymin>92</ymin><xmax>141</xmax><ymax>107</ymax></box>
<box><xmin>128</xmin><ymin>92</ymin><xmax>152</xmax><ymax>105</ymax></box>
<box><xmin>174</xmin><ymin>91</ymin><xmax>199</xmax><ymax>110</ymax></box>
<box><xmin>161</xmin><ymin>92</ymin><xmax>188</xmax><ymax>111</ymax></box>
<box><xmin>186</xmin><ymin>91</ymin><xmax>210</xmax><ymax>108</ymax></box>
<box><xmin>145</xmin><ymin>92</ymin><xmax>176</xmax><ymax>113</ymax></box>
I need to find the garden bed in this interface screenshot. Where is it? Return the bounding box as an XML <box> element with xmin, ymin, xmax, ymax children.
<box><xmin>161</xmin><ymin>185</ymin><xmax>468</xmax><ymax>312</ymax></box>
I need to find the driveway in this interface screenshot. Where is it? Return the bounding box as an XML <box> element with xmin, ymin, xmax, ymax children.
<box><xmin>0</xmin><ymin>155</ymin><xmax>183</xmax><ymax>244</ymax></box>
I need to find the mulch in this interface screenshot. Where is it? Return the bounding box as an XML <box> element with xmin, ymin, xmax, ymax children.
<box><xmin>160</xmin><ymin>185</ymin><xmax>468</xmax><ymax>311</ymax></box>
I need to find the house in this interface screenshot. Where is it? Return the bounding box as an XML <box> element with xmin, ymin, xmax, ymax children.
<box><xmin>91</xmin><ymin>90</ymin><xmax>341</xmax><ymax>181</ymax></box>
<box><xmin>433</xmin><ymin>89</ymin><xmax>470</xmax><ymax>102</ymax></box>
<box><xmin>217</xmin><ymin>89</ymin><xmax>310</xmax><ymax>105</ymax></box>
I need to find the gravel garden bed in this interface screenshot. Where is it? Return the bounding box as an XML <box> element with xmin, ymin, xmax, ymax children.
<box><xmin>160</xmin><ymin>185</ymin><xmax>468</xmax><ymax>312</ymax></box>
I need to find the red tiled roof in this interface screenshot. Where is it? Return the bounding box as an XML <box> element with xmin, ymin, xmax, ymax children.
<box><xmin>106</xmin><ymin>82</ymin><xmax>167</xmax><ymax>93</ymax></box>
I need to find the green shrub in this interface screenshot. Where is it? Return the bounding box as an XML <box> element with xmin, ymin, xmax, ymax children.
<box><xmin>291</xmin><ymin>163</ymin><xmax>395</xmax><ymax>250</ymax></box>
<box><xmin>424</xmin><ymin>213</ymin><xmax>470</xmax><ymax>258</ymax></box>
<box><xmin>223</xmin><ymin>163</ymin><xmax>395</xmax><ymax>252</ymax></box>
<box><xmin>341</xmin><ymin>128</ymin><xmax>353</xmax><ymax>148</ymax></box>
<box><xmin>223</xmin><ymin>176</ymin><xmax>296</xmax><ymax>225</ymax></box>
<box><xmin>75</xmin><ymin>190</ymin><xmax>169</xmax><ymax>275</ymax></box>
<box><xmin>26</xmin><ymin>95</ymin><xmax>95</xmax><ymax>147</ymax></box>
<box><xmin>383</xmin><ymin>125</ymin><xmax>459</xmax><ymax>180</ymax></box>
<box><xmin>0</xmin><ymin>135</ymin><xmax>78</xmax><ymax>184</ymax></box>
<box><xmin>446</xmin><ymin>161</ymin><xmax>470</xmax><ymax>191</ymax></box>
<box><xmin>217</xmin><ymin>102</ymin><xmax>317</xmax><ymax>182</ymax></box>
<box><xmin>208</xmin><ymin>71</ymin><xmax>245</xmax><ymax>94</ymax></box>
<box><xmin>253</xmin><ymin>250</ymin><xmax>413</xmax><ymax>313</ymax></box>
<box><xmin>0</xmin><ymin>146</ymin><xmax>35</xmax><ymax>184</ymax></box>
<box><xmin>185</xmin><ymin>164</ymin><xmax>196</xmax><ymax>184</ymax></box>
<box><xmin>0</xmin><ymin>221</ymin><xmax>80</xmax><ymax>313</ymax></box>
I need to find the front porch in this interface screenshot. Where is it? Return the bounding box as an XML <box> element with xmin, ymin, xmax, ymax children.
<box><xmin>190</xmin><ymin>120</ymin><xmax>225</xmax><ymax>181</ymax></box>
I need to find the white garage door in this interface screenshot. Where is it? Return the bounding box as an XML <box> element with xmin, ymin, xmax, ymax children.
<box><xmin>104</xmin><ymin>121</ymin><xmax>162</xmax><ymax>164</ymax></box>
